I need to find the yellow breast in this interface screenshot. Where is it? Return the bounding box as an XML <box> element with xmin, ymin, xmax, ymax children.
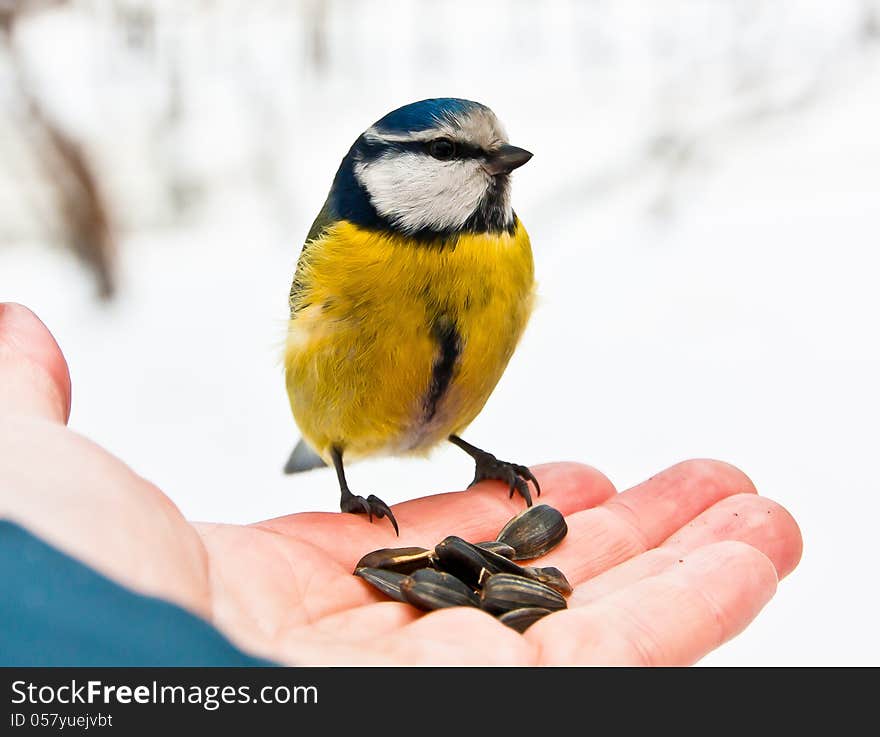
<box><xmin>284</xmin><ymin>219</ymin><xmax>535</xmax><ymax>462</ymax></box>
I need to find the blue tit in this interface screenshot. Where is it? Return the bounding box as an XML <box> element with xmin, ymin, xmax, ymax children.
<box><xmin>283</xmin><ymin>98</ymin><xmax>536</xmax><ymax>534</ymax></box>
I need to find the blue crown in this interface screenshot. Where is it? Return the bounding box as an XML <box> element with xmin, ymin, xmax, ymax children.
<box><xmin>372</xmin><ymin>98</ymin><xmax>486</xmax><ymax>135</ymax></box>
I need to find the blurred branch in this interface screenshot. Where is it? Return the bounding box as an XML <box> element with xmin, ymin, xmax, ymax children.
<box><xmin>1</xmin><ymin>0</ymin><xmax>117</xmax><ymax>299</ymax></box>
<box><xmin>646</xmin><ymin>69</ymin><xmax>825</xmax><ymax>219</ymax></box>
<box><xmin>534</xmin><ymin>12</ymin><xmax>872</xmax><ymax>228</ymax></box>
<box><xmin>304</xmin><ymin>0</ymin><xmax>328</xmax><ymax>72</ymax></box>
<box><xmin>862</xmin><ymin>1</ymin><xmax>880</xmax><ymax>42</ymax></box>
<box><xmin>0</xmin><ymin>0</ymin><xmax>62</xmax><ymax>28</ymax></box>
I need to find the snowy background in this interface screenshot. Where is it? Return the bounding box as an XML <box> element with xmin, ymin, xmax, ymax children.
<box><xmin>1</xmin><ymin>0</ymin><xmax>878</xmax><ymax>665</ymax></box>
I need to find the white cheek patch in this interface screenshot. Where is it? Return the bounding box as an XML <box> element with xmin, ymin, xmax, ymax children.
<box><xmin>355</xmin><ymin>153</ymin><xmax>491</xmax><ymax>233</ymax></box>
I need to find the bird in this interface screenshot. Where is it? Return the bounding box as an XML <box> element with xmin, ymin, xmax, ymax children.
<box><xmin>283</xmin><ymin>98</ymin><xmax>538</xmax><ymax>534</ymax></box>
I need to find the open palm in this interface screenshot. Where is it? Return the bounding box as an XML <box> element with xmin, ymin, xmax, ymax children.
<box><xmin>0</xmin><ymin>303</ymin><xmax>802</xmax><ymax>665</ymax></box>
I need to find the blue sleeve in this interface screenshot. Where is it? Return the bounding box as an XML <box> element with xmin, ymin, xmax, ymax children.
<box><xmin>0</xmin><ymin>520</ymin><xmax>275</xmax><ymax>666</ymax></box>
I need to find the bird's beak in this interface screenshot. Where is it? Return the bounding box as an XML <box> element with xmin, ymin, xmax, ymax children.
<box><xmin>483</xmin><ymin>144</ymin><xmax>533</xmax><ymax>176</ymax></box>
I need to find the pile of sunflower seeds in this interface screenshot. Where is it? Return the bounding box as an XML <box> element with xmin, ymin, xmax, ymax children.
<box><xmin>353</xmin><ymin>504</ymin><xmax>570</xmax><ymax>633</ymax></box>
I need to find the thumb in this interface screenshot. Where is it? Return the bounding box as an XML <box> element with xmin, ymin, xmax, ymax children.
<box><xmin>0</xmin><ymin>303</ymin><xmax>72</xmax><ymax>423</ymax></box>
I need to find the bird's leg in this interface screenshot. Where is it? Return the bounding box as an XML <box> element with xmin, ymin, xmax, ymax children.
<box><xmin>448</xmin><ymin>435</ymin><xmax>540</xmax><ymax>507</ymax></box>
<box><xmin>331</xmin><ymin>446</ymin><xmax>399</xmax><ymax>535</ymax></box>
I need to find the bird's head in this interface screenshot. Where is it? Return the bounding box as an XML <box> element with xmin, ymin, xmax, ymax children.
<box><xmin>329</xmin><ymin>98</ymin><xmax>532</xmax><ymax>239</ymax></box>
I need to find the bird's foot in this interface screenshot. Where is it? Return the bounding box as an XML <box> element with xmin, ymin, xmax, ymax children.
<box><xmin>340</xmin><ymin>490</ymin><xmax>399</xmax><ymax>535</ymax></box>
<box><xmin>468</xmin><ymin>451</ymin><xmax>541</xmax><ymax>507</ymax></box>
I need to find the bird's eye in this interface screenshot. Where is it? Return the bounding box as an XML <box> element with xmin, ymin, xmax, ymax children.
<box><xmin>428</xmin><ymin>138</ymin><xmax>456</xmax><ymax>160</ymax></box>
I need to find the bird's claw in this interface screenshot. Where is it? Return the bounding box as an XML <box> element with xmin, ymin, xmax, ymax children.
<box><xmin>468</xmin><ymin>453</ymin><xmax>540</xmax><ymax>507</ymax></box>
<box><xmin>341</xmin><ymin>492</ymin><xmax>399</xmax><ymax>535</ymax></box>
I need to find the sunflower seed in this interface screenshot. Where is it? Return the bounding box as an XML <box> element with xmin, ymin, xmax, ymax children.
<box><xmin>521</xmin><ymin>566</ymin><xmax>573</xmax><ymax>595</ymax></box>
<box><xmin>400</xmin><ymin>568</ymin><xmax>480</xmax><ymax>611</ymax></box>
<box><xmin>481</xmin><ymin>573</ymin><xmax>567</xmax><ymax>614</ymax></box>
<box><xmin>498</xmin><ymin>607</ymin><xmax>553</xmax><ymax>633</ymax></box>
<box><xmin>495</xmin><ymin>504</ymin><xmax>567</xmax><ymax>560</ymax></box>
<box><xmin>354</xmin><ymin>546</ymin><xmax>436</xmax><ymax>575</ymax></box>
<box><xmin>354</xmin><ymin>567</ymin><xmax>408</xmax><ymax>603</ymax></box>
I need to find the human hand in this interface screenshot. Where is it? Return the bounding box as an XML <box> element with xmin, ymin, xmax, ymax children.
<box><xmin>0</xmin><ymin>302</ymin><xmax>802</xmax><ymax>665</ymax></box>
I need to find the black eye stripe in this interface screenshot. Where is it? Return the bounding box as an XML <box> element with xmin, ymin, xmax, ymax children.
<box><xmin>384</xmin><ymin>139</ymin><xmax>485</xmax><ymax>160</ymax></box>
<box><xmin>443</xmin><ymin>141</ymin><xmax>484</xmax><ymax>160</ymax></box>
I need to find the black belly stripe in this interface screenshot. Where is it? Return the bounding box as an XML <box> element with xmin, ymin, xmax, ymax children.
<box><xmin>424</xmin><ymin>316</ymin><xmax>461</xmax><ymax>422</ymax></box>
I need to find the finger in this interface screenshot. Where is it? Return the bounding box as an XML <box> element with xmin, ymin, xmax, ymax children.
<box><xmin>530</xmin><ymin>541</ymin><xmax>778</xmax><ymax>665</ymax></box>
<box><xmin>538</xmin><ymin>459</ymin><xmax>758</xmax><ymax>583</ymax></box>
<box><xmin>0</xmin><ymin>303</ymin><xmax>71</xmax><ymax>423</ymax></box>
<box><xmin>256</xmin><ymin>462</ymin><xmax>616</xmax><ymax>567</ymax></box>
<box><xmin>570</xmin><ymin>494</ymin><xmax>802</xmax><ymax>605</ymax></box>
<box><xmin>662</xmin><ymin>493</ymin><xmax>803</xmax><ymax>578</ymax></box>
<box><xmin>609</xmin><ymin>459</ymin><xmax>758</xmax><ymax>542</ymax></box>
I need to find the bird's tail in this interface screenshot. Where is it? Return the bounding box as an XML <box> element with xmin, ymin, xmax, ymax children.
<box><xmin>283</xmin><ymin>438</ymin><xmax>327</xmax><ymax>474</ymax></box>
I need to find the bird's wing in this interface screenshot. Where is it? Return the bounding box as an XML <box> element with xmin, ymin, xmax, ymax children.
<box><xmin>289</xmin><ymin>198</ymin><xmax>335</xmax><ymax>314</ymax></box>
